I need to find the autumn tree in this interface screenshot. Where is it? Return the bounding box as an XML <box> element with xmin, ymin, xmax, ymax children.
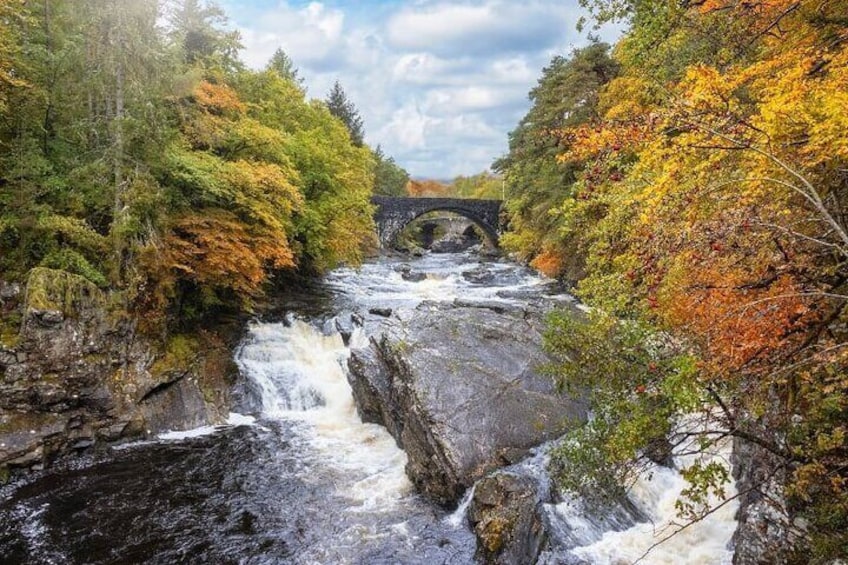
<box><xmin>450</xmin><ymin>172</ymin><xmax>503</xmax><ymax>200</ymax></box>
<box><xmin>512</xmin><ymin>0</ymin><xmax>848</xmax><ymax>559</ymax></box>
<box><xmin>494</xmin><ymin>42</ymin><xmax>618</xmax><ymax>276</ymax></box>
<box><xmin>1</xmin><ymin>0</ymin><xmax>378</xmax><ymax>331</ymax></box>
<box><xmin>407</xmin><ymin>179</ymin><xmax>449</xmax><ymax>198</ymax></box>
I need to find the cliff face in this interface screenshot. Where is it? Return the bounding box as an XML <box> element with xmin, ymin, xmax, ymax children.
<box><xmin>0</xmin><ymin>269</ymin><xmax>234</xmax><ymax>479</ymax></box>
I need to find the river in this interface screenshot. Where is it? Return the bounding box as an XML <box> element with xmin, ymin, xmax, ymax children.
<box><xmin>0</xmin><ymin>252</ymin><xmax>737</xmax><ymax>564</ymax></box>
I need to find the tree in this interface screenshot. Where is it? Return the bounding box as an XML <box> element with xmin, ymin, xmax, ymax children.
<box><xmin>522</xmin><ymin>0</ymin><xmax>848</xmax><ymax>560</ymax></box>
<box><xmin>0</xmin><ymin>0</ymin><xmax>29</xmax><ymax>113</ymax></box>
<box><xmin>266</xmin><ymin>48</ymin><xmax>303</xmax><ymax>87</ymax></box>
<box><xmin>372</xmin><ymin>145</ymin><xmax>409</xmax><ymax>197</ymax></box>
<box><xmin>0</xmin><ymin>0</ymin><xmax>379</xmax><ymax>330</ymax></box>
<box><xmin>493</xmin><ymin>42</ymin><xmax>619</xmax><ymax>274</ymax></box>
<box><xmin>324</xmin><ymin>80</ymin><xmax>364</xmax><ymax>147</ymax></box>
<box><xmin>451</xmin><ymin>172</ymin><xmax>502</xmax><ymax>199</ymax></box>
<box><xmin>168</xmin><ymin>0</ymin><xmax>241</xmax><ymax>71</ymax></box>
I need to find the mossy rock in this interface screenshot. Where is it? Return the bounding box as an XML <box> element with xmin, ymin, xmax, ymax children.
<box><xmin>151</xmin><ymin>334</ymin><xmax>200</xmax><ymax>378</ymax></box>
<box><xmin>24</xmin><ymin>267</ymin><xmax>104</xmax><ymax>317</ymax></box>
<box><xmin>0</xmin><ymin>313</ymin><xmax>21</xmax><ymax>348</ymax></box>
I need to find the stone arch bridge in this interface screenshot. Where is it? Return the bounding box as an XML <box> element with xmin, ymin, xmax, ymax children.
<box><xmin>371</xmin><ymin>196</ymin><xmax>504</xmax><ymax>248</ymax></box>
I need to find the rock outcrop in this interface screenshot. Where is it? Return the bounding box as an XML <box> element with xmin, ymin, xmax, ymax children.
<box><xmin>731</xmin><ymin>434</ymin><xmax>794</xmax><ymax>564</ymax></box>
<box><xmin>468</xmin><ymin>471</ymin><xmax>548</xmax><ymax>564</ymax></box>
<box><xmin>347</xmin><ymin>300</ymin><xmax>586</xmax><ymax>506</ymax></box>
<box><xmin>0</xmin><ymin>269</ymin><xmax>235</xmax><ymax>479</ymax></box>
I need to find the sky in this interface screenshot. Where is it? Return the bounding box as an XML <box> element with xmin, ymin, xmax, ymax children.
<box><xmin>218</xmin><ymin>0</ymin><xmax>619</xmax><ymax>179</ymax></box>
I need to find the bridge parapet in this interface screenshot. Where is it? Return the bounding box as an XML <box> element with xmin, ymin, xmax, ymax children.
<box><xmin>371</xmin><ymin>196</ymin><xmax>503</xmax><ymax>248</ymax></box>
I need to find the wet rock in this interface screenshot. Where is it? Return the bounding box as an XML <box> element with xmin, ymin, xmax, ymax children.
<box><xmin>395</xmin><ymin>264</ymin><xmax>427</xmax><ymax>282</ymax></box>
<box><xmin>462</xmin><ymin>267</ymin><xmax>496</xmax><ymax>285</ymax></box>
<box><xmin>732</xmin><ymin>432</ymin><xmax>793</xmax><ymax>564</ymax></box>
<box><xmin>0</xmin><ymin>268</ymin><xmax>234</xmax><ymax>476</ymax></box>
<box><xmin>71</xmin><ymin>438</ymin><xmax>95</xmax><ymax>450</ymax></box>
<box><xmin>0</xmin><ymin>281</ymin><xmax>21</xmax><ymax>302</ymax></box>
<box><xmin>34</xmin><ymin>309</ymin><xmax>64</xmax><ymax>326</ymax></box>
<box><xmin>347</xmin><ymin>300</ymin><xmax>586</xmax><ymax>506</ymax></box>
<box><xmin>431</xmin><ymin>234</ymin><xmax>476</xmax><ymax>254</ymax></box>
<box><xmin>644</xmin><ymin>437</ymin><xmax>675</xmax><ymax>469</ymax></box>
<box><xmin>451</xmin><ymin>298</ymin><xmax>527</xmax><ymax>315</ymax></box>
<box><xmin>0</xmin><ymin>348</ymin><xmax>15</xmax><ymax>367</ymax></box>
<box><xmin>468</xmin><ymin>472</ymin><xmax>547</xmax><ymax>565</ymax></box>
<box><xmin>333</xmin><ymin>314</ymin><xmax>357</xmax><ymax>345</ymax></box>
<box><xmin>368</xmin><ymin>307</ymin><xmax>393</xmax><ymax>318</ymax></box>
<box><xmin>401</xmin><ymin>271</ymin><xmax>427</xmax><ymax>282</ymax></box>
<box><xmin>495</xmin><ymin>289</ymin><xmax>542</xmax><ymax>301</ymax></box>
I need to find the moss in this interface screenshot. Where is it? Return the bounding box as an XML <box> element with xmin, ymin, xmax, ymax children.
<box><xmin>480</xmin><ymin>516</ymin><xmax>510</xmax><ymax>554</ymax></box>
<box><xmin>201</xmin><ymin>386</ymin><xmax>216</xmax><ymax>404</ymax></box>
<box><xmin>0</xmin><ymin>465</ymin><xmax>9</xmax><ymax>485</ymax></box>
<box><xmin>38</xmin><ymin>249</ymin><xmax>107</xmax><ymax>287</ymax></box>
<box><xmin>151</xmin><ymin>334</ymin><xmax>200</xmax><ymax>378</ymax></box>
<box><xmin>24</xmin><ymin>267</ymin><xmax>103</xmax><ymax>316</ymax></box>
<box><xmin>0</xmin><ymin>311</ymin><xmax>21</xmax><ymax>348</ymax></box>
<box><xmin>391</xmin><ymin>339</ymin><xmax>411</xmax><ymax>354</ymax></box>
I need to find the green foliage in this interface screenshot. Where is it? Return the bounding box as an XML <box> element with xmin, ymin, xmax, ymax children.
<box><xmin>0</xmin><ymin>0</ymin><xmax>377</xmax><ymax>332</ymax></box>
<box><xmin>372</xmin><ymin>145</ymin><xmax>410</xmax><ymax>197</ymax></box>
<box><xmin>494</xmin><ymin>42</ymin><xmax>619</xmax><ymax>270</ymax></box>
<box><xmin>508</xmin><ymin>0</ymin><xmax>848</xmax><ymax>559</ymax></box>
<box><xmin>450</xmin><ymin>172</ymin><xmax>503</xmax><ymax>199</ymax></box>
<box><xmin>39</xmin><ymin>249</ymin><xmax>107</xmax><ymax>287</ymax></box>
<box><xmin>324</xmin><ymin>80</ymin><xmax>365</xmax><ymax>147</ymax></box>
<box><xmin>266</xmin><ymin>48</ymin><xmax>304</xmax><ymax>87</ymax></box>
<box><xmin>150</xmin><ymin>333</ymin><xmax>199</xmax><ymax>377</ymax></box>
<box><xmin>545</xmin><ymin>309</ymin><xmax>711</xmax><ymax>509</ymax></box>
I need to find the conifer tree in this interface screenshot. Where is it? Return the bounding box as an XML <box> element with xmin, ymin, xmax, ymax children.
<box><xmin>266</xmin><ymin>48</ymin><xmax>303</xmax><ymax>86</ymax></box>
<box><xmin>324</xmin><ymin>80</ymin><xmax>364</xmax><ymax>147</ymax></box>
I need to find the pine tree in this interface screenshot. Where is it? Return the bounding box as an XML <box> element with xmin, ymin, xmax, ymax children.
<box><xmin>324</xmin><ymin>80</ymin><xmax>364</xmax><ymax>147</ymax></box>
<box><xmin>266</xmin><ymin>48</ymin><xmax>303</xmax><ymax>86</ymax></box>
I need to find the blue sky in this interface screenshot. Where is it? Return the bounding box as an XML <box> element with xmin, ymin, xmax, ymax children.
<box><xmin>218</xmin><ymin>1</ymin><xmax>617</xmax><ymax>178</ymax></box>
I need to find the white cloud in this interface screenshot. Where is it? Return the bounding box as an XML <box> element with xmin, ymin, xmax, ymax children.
<box><xmin>386</xmin><ymin>2</ymin><xmax>576</xmax><ymax>56</ymax></box>
<box><xmin>379</xmin><ymin>104</ymin><xmax>431</xmax><ymax>150</ymax></box>
<box><xmin>237</xmin><ymin>2</ymin><xmax>347</xmax><ymax>70</ymax></box>
<box><xmin>227</xmin><ymin>0</ymin><xmax>604</xmax><ymax>177</ymax></box>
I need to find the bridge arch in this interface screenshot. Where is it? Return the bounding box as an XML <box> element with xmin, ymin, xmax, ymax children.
<box><xmin>371</xmin><ymin>196</ymin><xmax>503</xmax><ymax>248</ymax></box>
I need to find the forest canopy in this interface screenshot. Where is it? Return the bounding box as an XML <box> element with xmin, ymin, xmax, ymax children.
<box><xmin>0</xmin><ymin>0</ymin><xmax>408</xmax><ymax>329</ymax></box>
<box><xmin>496</xmin><ymin>0</ymin><xmax>848</xmax><ymax>560</ymax></box>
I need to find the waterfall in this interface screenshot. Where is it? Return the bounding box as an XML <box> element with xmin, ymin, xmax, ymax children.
<box><xmin>235</xmin><ymin>318</ymin><xmax>412</xmax><ymax>510</ymax></box>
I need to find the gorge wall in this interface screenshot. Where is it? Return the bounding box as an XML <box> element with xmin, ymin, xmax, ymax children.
<box><xmin>0</xmin><ymin>268</ymin><xmax>234</xmax><ymax>479</ymax></box>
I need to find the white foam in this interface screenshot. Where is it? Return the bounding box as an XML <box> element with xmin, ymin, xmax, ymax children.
<box><xmin>155</xmin><ymin>412</ymin><xmax>257</xmax><ymax>441</ymax></box>
<box><xmin>445</xmin><ymin>485</ymin><xmax>476</xmax><ymax>528</ymax></box>
<box><xmin>571</xmin><ymin>435</ymin><xmax>738</xmax><ymax>564</ymax></box>
<box><xmin>236</xmin><ymin>320</ymin><xmax>413</xmax><ymax>510</ymax></box>
<box><xmin>157</xmin><ymin>425</ymin><xmax>221</xmax><ymax>441</ymax></box>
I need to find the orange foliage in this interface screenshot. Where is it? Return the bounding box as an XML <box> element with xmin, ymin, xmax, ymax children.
<box><xmin>406</xmin><ymin>179</ymin><xmax>450</xmax><ymax>197</ymax></box>
<box><xmin>530</xmin><ymin>247</ymin><xmax>565</xmax><ymax>278</ymax></box>
<box><xmin>161</xmin><ymin>210</ymin><xmax>294</xmax><ymax>298</ymax></box>
<box><xmin>192</xmin><ymin>81</ymin><xmax>245</xmax><ymax>115</ymax></box>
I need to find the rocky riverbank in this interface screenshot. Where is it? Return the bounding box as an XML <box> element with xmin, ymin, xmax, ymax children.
<box><xmin>0</xmin><ymin>268</ymin><xmax>236</xmax><ymax>480</ymax></box>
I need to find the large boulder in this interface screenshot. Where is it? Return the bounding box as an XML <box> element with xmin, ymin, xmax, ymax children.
<box><xmin>347</xmin><ymin>300</ymin><xmax>586</xmax><ymax>506</ymax></box>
